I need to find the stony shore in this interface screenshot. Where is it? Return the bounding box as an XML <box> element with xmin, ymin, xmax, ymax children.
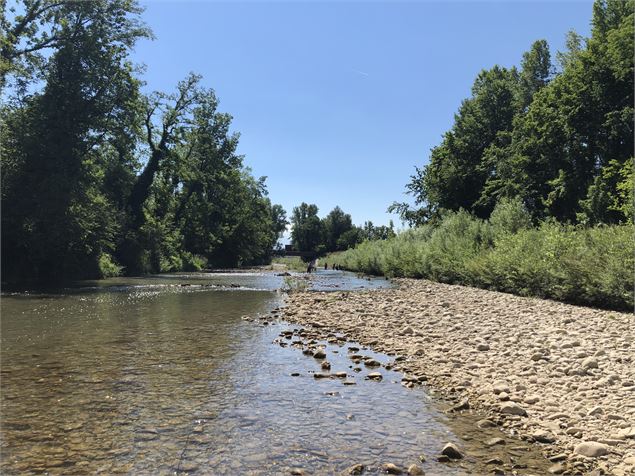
<box><xmin>280</xmin><ymin>278</ymin><xmax>635</xmax><ymax>475</ymax></box>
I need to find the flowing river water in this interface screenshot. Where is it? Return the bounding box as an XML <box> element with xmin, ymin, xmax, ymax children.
<box><xmin>1</xmin><ymin>270</ymin><xmax>554</xmax><ymax>475</ymax></box>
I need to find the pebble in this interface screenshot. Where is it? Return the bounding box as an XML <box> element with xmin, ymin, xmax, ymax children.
<box><xmin>532</xmin><ymin>429</ymin><xmax>556</xmax><ymax>443</ymax></box>
<box><xmin>485</xmin><ymin>437</ymin><xmax>505</xmax><ymax>446</ymax></box>
<box><xmin>492</xmin><ymin>382</ymin><xmax>510</xmax><ymax>394</ymax></box>
<box><xmin>499</xmin><ymin>402</ymin><xmax>527</xmax><ymax>417</ymax></box>
<box><xmin>581</xmin><ymin>357</ymin><xmax>599</xmax><ymax>370</ymax></box>
<box><xmin>283</xmin><ymin>278</ymin><xmax>635</xmax><ymax>473</ymax></box>
<box><xmin>548</xmin><ymin>463</ymin><xmax>566</xmax><ymax>474</ymax></box>
<box><xmin>476</xmin><ymin>419</ymin><xmax>496</xmax><ymax>429</ymax></box>
<box><xmin>367</xmin><ymin>372</ymin><xmax>383</xmax><ymax>381</ymax></box>
<box><xmin>574</xmin><ymin>441</ymin><xmax>609</xmax><ymax>457</ymax></box>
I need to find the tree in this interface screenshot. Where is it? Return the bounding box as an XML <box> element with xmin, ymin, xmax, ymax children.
<box><xmin>501</xmin><ymin>0</ymin><xmax>633</xmax><ymax>221</ymax></box>
<box><xmin>322</xmin><ymin>206</ymin><xmax>353</xmax><ymax>251</ymax></box>
<box><xmin>517</xmin><ymin>40</ymin><xmax>553</xmax><ymax>111</ymax></box>
<box><xmin>0</xmin><ymin>0</ymin><xmax>150</xmax><ymax>91</ymax></box>
<box><xmin>270</xmin><ymin>204</ymin><xmax>288</xmax><ymax>250</ymax></box>
<box><xmin>406</xmin><ymin>65</ymin><xmax>521</xmax><ymax>220</ymax></box>
<box><xmin>400</xmin><ymin>0</ymin><xmax>633</xmax><ymax>225</ymax></box>
<box><xmin>1</xmin><ymin>0</ymin><xmax>147</xmax><ymax>282</ymax></box>
<box><xmin>290</xmin><ymin>203</ymin><xmax>325</xmax><ymax>260</ymax></box>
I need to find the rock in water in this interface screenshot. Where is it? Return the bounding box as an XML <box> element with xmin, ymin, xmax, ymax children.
<box><xmin>476</xmin><ymin>419</ymin><xmax>496</xmax><ymax>429</ymax></box>
<box><xmin>342</xmin><ymin>463</ymin><xmax>365</xmax><ymax>475</ymax></box>
<box><xmin>381</xmin><ymin>463</ymin><xmax>403</xmax><ymax>474</ymax></box>
<box><xmin>440</xmin><ymin>442</ymin><xmax>463</xmax><ymax>460</ymax></box>
<box><xmin>313</xmin><ymin>349</ymin><xmax>326</xmax><ymax>359</ymax></box>
<box><xmin>407</xmin><ymin>464</ymin><xmax>424</xmax><ymax>475</ymax></box>
<box><xmin>364</xmin><ymin>359</ymin><xmax>381</xmax><ymax>367</ymax></box>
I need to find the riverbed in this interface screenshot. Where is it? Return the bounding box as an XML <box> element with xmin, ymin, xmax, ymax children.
<box><xmin>1</xmin><ymin>270</ymin><xmax>555</xmax><ymax>475</ymax></box>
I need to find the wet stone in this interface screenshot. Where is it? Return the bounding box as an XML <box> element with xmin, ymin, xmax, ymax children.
<box><xmin>382</xmin><ymin>462</ymin><xmax>403</xmax><ymax>474</ymax></box>
<box><xmin>440</xmin><ymin>443</ymin><xmax>463</xmax><ymax>460</ymax></box>
<box><xmin>342</xmin><ymin>463</ymin><xmax>365</xmax><ymax>475</ymax></box>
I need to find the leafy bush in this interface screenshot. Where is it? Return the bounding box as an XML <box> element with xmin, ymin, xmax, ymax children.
<box><xmin>98</xmin><ymin>253</ymin><xmax>124</xmax><ymax>278</ymax></box>
<box><xmin>181</xmin><ymin>252</ymin><xmax>207</xmax><ymax>271</ymax></box>
<box><xmin>333</xmin><ymin>211</ymin><xmax>633</xmax><ymax>310</ymax></box>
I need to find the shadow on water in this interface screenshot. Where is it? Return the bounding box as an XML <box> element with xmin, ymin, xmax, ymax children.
<box><xmin>1</xmin><ymin>271</ymin><xmax>552</xmax><ymax>474</ymax></box>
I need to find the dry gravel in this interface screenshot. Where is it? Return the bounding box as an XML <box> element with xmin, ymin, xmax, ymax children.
<box><xmin>282</xmin><ymin>278</ymin><xmax>635</xmax><ymax>475</ymax></box>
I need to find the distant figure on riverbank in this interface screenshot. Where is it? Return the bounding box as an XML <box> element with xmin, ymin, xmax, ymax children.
<box><xmin>307</xmin><ymin>258</ymin><xmax>317</xmax><ymax>273</ymax></box>
<box><xmin>324</xmin><ymin>262</ymin><xmax>328</xmax><ymax>270</ymax></box>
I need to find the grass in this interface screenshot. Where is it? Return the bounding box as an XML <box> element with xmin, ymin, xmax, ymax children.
<box><xmin>270</xmin><ymin>256</ymin><xmax>308</xmax><ymax>272</ymax></box>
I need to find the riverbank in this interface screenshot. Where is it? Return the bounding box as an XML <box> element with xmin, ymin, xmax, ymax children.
<box><xmin>281</xmin><ymin>278</ymin><xmax>635</xmax><ymax>475</ymax></box>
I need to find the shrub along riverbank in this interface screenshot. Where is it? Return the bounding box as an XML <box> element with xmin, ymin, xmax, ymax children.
<box><xmin>329</xmin><ymin>199</ymin><xmax>634</xmax><ymax>311</ymax></box>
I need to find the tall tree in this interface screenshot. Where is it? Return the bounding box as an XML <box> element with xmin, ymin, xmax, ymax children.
<box><xmin>1</xmin><ymin>0</ymin><xmax>147</xmax><ymax>281</ymax></box>
<box><xmin>290</xmin><ymin>203</ymin><xmax>324</xmax><ymax>260</ymax></box>
<box><xmin>407</xmin><ymin>65</ymin><xmax>520</xmax><ymax>219</ymax></box>
<box><xmin>322</xmin><ymin>206</ymin><xmax>353</xmax><ymax>251</ymax></box>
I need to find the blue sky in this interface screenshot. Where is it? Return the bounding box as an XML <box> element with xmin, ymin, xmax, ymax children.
<box><xmin>133</xmin><ymin>0</ymin><xmax>593</xmax><ymax>230</ymax></box>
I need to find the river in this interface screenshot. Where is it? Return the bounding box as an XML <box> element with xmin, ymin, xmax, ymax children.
<box><xmin>1</xmin><ymin>270</ymin><xmax>553</xmax><ymax>475</ymax></box>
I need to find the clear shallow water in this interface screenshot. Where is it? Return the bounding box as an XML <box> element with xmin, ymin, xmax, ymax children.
<box><xmin>1</xmin><ymin>271</ymin><xmax>551</xmax><ymax>475</ymax></box>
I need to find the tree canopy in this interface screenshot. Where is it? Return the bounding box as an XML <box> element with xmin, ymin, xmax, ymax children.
<box><xmin>1</xmin><ymin>0</ymin><xmax>287</xmax><ymax>282</ymax></box>
<box><xmin>395</xmin><ymin>0</ymin><xmax>633</xmax><ymax>227</ymax></box>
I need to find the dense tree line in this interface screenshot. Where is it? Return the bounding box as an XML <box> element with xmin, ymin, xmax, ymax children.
<box><xmin>1</xmin><ymin>1</ymin><xmax>287</xmax><ymax>283</ymax></box>
<box><xmin>289</xmin><ymin>203</ymin><xmax>395</xmax><ymax>259</ymax></box>
<box><xmin>391</xmin><ymin>0</ymin><xmax>633</xmax><ymax>226</ymax></box>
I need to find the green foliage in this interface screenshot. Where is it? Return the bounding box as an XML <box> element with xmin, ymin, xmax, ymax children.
<box><xmin>401</xmin><ymin>0</ymin><xmax>633</xmax><ymax>226</ymax></box>
<box><xmin>1</xmin><ymin>1</ymin><xmax>286</xmax><ymax>283</ymax></box>
<box><xmin>380</xmin><ymin>1</ymin><xmax>634</xmax><ymax>311</ymax></box>
<box><xmin>290</xmin><ymin>203</ymin><xmax>325</xmax><ymax>260</ymax></box>
<box><xmin>98</xmin><ymin>253</ymin><xmax>124</xmax><ymax>278</ymax></box>
<box><xmin>476</xmin><ymin>223</ymin><xmax>633</xmax><ymax>309</ymax></box>
<box><xmin>271</xmin><ymin>256</ymin><xmax>307</xmax><ymax>272</ymax></box>
<box><xmin>322</xmin><ymin>206</ymin><xmax>353</xmax><ymax>251</ymax></box>
<box><xmin>335</xmin><ymin>210</ymin><xmax>634</xmax><ymax>310</ymax></box>
<box><xmin>489</xmin><ymin>196</ymin><xmax>533</xmax><ymax>236</ymax></box>
<box><xmin>336</xmin><ymin>228</ymin><xmax>363</xmax><ymax>250</ymax></box>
